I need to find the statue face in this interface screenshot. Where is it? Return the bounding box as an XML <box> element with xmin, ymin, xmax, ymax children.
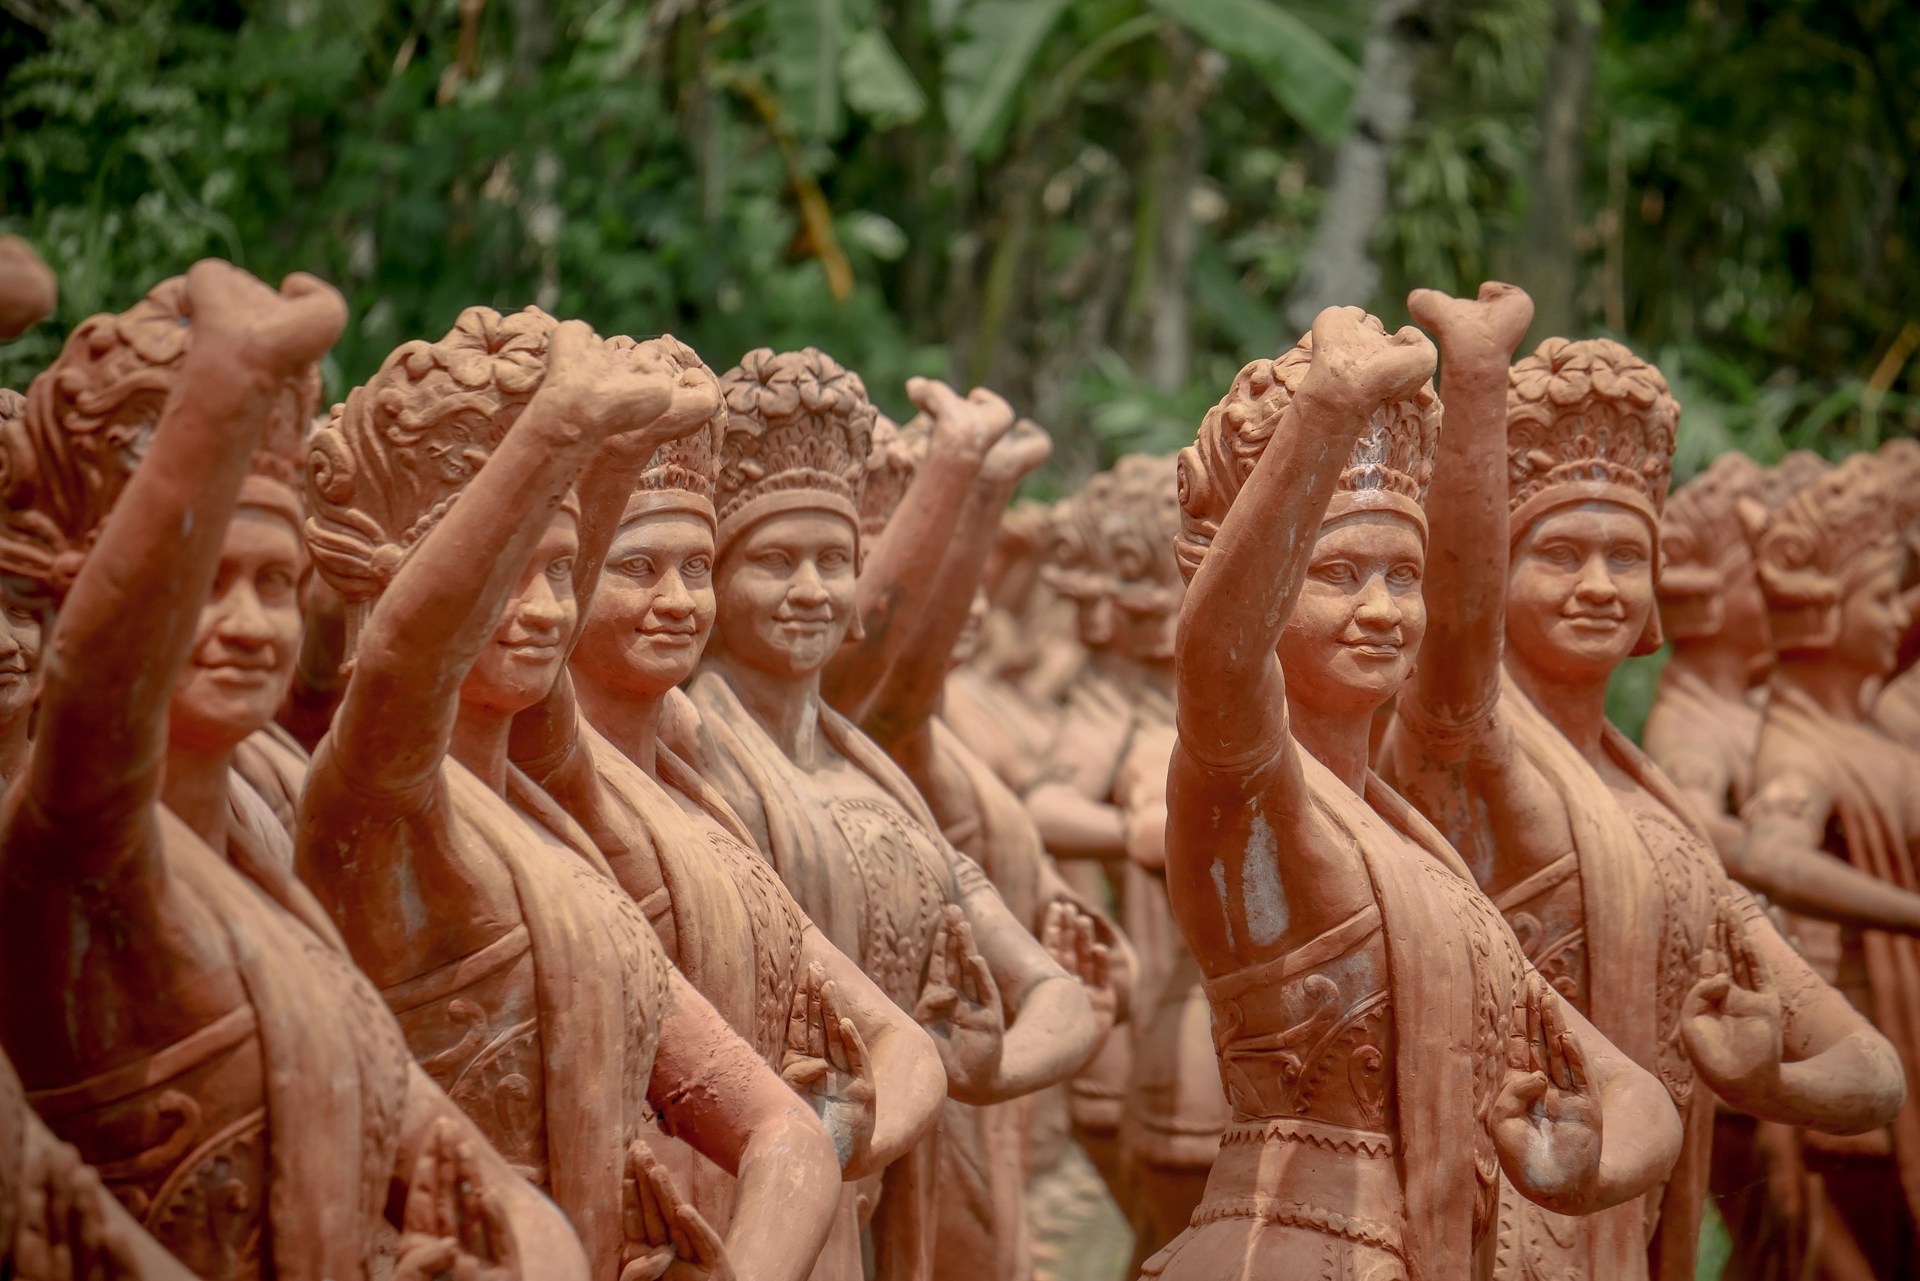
<box><xmin>711</xmin><ymin>509</ymin><xmax>858</xmax><ymax>681</ymax></box>
<box><xmin>0</xmin><ymin>576</ymin><xmax>47</xmax><ymax>729</ymax></box>
<box><xmin>169</xmin><ymin>508</ymin><xmax>305</xmax><ymax>752</ymax></box>
<box><xmin>1506</xmin><ymin>503</ymin><xmax>1654</xmax><ymax>686</ymax></box>
<box><xmin>1278</xmin><ymin>514</ymin><xmax>1427</xmax><ymax>719</ymax></box>
<box><xmin>1833</xmin><ymin>553</ymin><xmax>1907</xmax><ymax>679</ymax></box>
<box><xmin>459</xmin><ymin>510</ymin><xmax>579</xmax><ymax>717</ymax></box>
<box><xmin>574</xmin><ymin>511</ymin><xmax>716</xmax><ymax>699</ymax></box>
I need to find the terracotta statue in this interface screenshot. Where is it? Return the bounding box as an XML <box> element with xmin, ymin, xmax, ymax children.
<box><xmin>0</xmin><ymin>264</ymin><xmax>589</xmax><ymax>1280</ymax></box>
<box><xmin>299</xmin><ymin>307</ymin><xmax>841</xmax><ymax>1281</ymax></box>
<box><xmin>1020</xmin><ymin>456</ymin><xmax>1189</xmax><ymax>1202</ymax></box>
<box><xmin>1736</xmin><ymin>451</ymin><xmax>1920</xmax><ymax>1274</ymax></box>
<box><xmin>822</xmin><ymin>386</ymin><xmax>1128</xmax><ymax>1281</ymax></box>
<box><xmin>1645</xmin><ymin>445</ymin><xmax>1920</xmax><ymax>935</ymax></box>
<box><xmin>940</xmin><ymin>500</ymin><xmax>1076</xmax><ymax>797</ymax></box>
<box><xmin>1871</xmin><ymin>437</ymin><xmax>1920</xmax><ymax>752</ymax></box>
<box><xmin>1382</xmin><ymin>284</ymin><xmax>1905</xmax><ymax>1280</ymax></box>
<box><xmin>505</xmin><ymin>337</ymin><xmax>947</xmax><ymax>1281</ymax></box>
<box><xmin>1152</xmin><ymin>304</ymin><xmax>1683</xmax><ymax>1281</ymax></box>
<box><xmin>680</xmin><ymin>347</ymin><xmax>1103</xmax><ymax>1278</ymax></box>
<box><xmin>0</xmin><ymin>394</ymin><xmax>44</xmax><ymax>793</ymax></box>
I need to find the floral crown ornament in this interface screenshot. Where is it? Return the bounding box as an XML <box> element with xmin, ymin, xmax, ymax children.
<box><xmin>1750</xmin><ymin>451</ymin><xmax>1899</xmax><ymax>655</ymax></box>
<box><xmin>304</xmin><ymin>304</ymin><xmax>558</xmax><ymax>652</ymax></box>
<box><xmin>0</xmin><ymin>275</ymin><xmax>318</xmax><ymax>600</ymax></box>
<box><xmin>1760</xmin><ymin>450</ymin><xmax>1829</xmax><ymax>512</ymax></box>
<box><xmin>1657</xmin><ymin>452</ymin><xmax>1766</xmax><ymax>641</ymax></box>
<box><xmin>1505</xmin><ymin>337</ymin><xmax>1678</xmax><ymax>657</ymax></box>
<box><xmin>614</xmin><ymin>334</ymin><xmax>730</xmax><ymax>530</ymax></box>
<box><xmin>1174</xmin><ymin>314</ymin><xmax>1440</xmax><ymax>587</ymax></box>
<box><xmin>714</xmin><ymin>347</ymin><xmax>876</xmax><ymax>556</ymax></box>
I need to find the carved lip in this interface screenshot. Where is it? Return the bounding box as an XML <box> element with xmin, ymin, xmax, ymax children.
<box><xmin>502</xmin><ymin>640</ymin><xmax>561</xmax><ymax>661</ymax></box>
<box><xmin>1562</xmin><ymin>614</ymin><xmax>1626</xmax><ymax>631</ymax></box>
<box><xmin>199</xmin><ymin>662</ymin><xmax>276</xmax><ymax>684</ymax></box>
<box><xmin>1339</xmin><ymin>639</ymin><xmax>1402</xmax><ymax>659</ymax></box>
<box><xmin>775</xmin><ymin>618</ymin><xmax>833</xmax><ymax>633</ymax></box>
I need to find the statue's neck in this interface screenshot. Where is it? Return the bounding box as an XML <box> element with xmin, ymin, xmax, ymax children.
<box><xmin>1504</xmin><ymin>650</ymin><xmax>1612</xmax><ymax>764</ymax></box>
<box><xmin>164</xmin><ymin>736</ymin><xmax>236</xmax><ymax>853</ymax></box>
<box><xmin>1287</xmin><ymin>696</ymin><xmax>1374</xmax><ymax>795</ymax></box>
<box><xmin>1772</xmin><ymin>655</ymin><xmax>1872</xmax><ymax>724</ymax></box>
<box><xmin>574</xmin><ymin>669</ymin><xmax>666</xmax><ymax>779</ymax></box>
<box><xmin>451</xmin><ymin>701</ymin><xmax>513</xmax><ymax>794</ymax></box>
<box><xmin>1664</xmin><ymin>638</ymin><xmax>1755</xmax><ymax>702</ymax></box>
<box><xmin>706</xmin><ymin>653</ymin><xmax>825</xmax><ymax>767</ymax></box>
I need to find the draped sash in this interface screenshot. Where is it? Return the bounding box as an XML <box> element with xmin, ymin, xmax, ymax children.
<box><xmin>442</xmin><ymin>758</ymin><xmax>669</xmax><ymax>1279</ymax></box>
<box><xmin>164</xmin><ymin>806</ymin><xmax>411</xmax><ymax>1281</ymax></box>
<box><xmin>1501</xmin><ymin>675</ymin><xmax>1723</xmax><ymax>1280</ymax></box>
<box><xmin>1765</xmin><ymin>690</ymin><xmax>1920</xmax><ymax>1222</ymax></box>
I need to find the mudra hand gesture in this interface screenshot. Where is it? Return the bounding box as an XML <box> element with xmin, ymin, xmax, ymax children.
<box><xmin>1682</xmin><ymin>897</ymin><xmax>1786</xmax><ymax>1096</ymax></box>
<box><xmin>392</xmin><ymin>1118</ymin><xmax>523</xmax><ymax>1281</ymax></box>
<box><xmin>912</xmin><ymin>904</ymin><xmax>1005</xmax><ymax>1096</ymax></box>
<box><xmin>1042</xmin><ymin>899</ymin><xmax>1116</xmax><ymax>1044</ymax></box>
<box><xmin>781</xmin><ymin>962</ymin><xmax>877</xmax><ymax>1169</ymax></box>
<box><xmin>11</xmin><ymin>1136</ymin><xmax>141</xmax><ymax>1281</ymax></box>
<box><xmin>1492</xmin><ymin>975</ymin><xmax>1604</xmax><ymax>1214</ymax></box>
<box><xmin>619</xmin><ymin>1139</ymin><xmax>732</xmax><ymax>1281</ymax></box>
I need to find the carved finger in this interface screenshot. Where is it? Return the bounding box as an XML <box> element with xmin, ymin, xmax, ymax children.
<box><xmin>1541</xmin><ymin>999</ymin><xmax>1576</xmax><ymax>1094</ymax></box>
<box><xmin>1506</xmin><ymin>1000</ymin><xmax>1533</xmax><ymax>1072</ymax></box>
<box><xmin>923</xmin><ymin>915</ymin><xmax>953</xmax><ymax>993</ymax></box>
<box><xmin>807</xmin><ymin>975</ymin><xmax>828</xmax><ymax>1061</ymax></box>
<box><xmin>1560</xmin><ymin>1024</ymin><xmax>1593</xmax><ymax>1099</ymax></box>
<box><xmin>433</xmin><ymin>1119</ymin><xmax>461</xmax><ymax>1245</ymax></box>
<box><xmin>1090</xmin><ymin>941</ymin><xmax>1112</xmax><ymax>993</ymax></box>
<box><xmin>786</xmin><ymin>984</ymin><xmax>811</xmax><ymax>1053</ymax></box>
<box><xmin>1041</xmin><ymin>901</ymin><xmax>1068</xmax><ymax>965</ymax></box>
<box><xmin>403</xmin><ymin>1125</ymin><xmax>443</xmax><ymax>1236</ymax></box>
<box><xmin>623</xmin><ymin>1143</ymin><xmax>647</xmax><ymax>1246</ymax></box>
<box><xmin>839</xmin><ymin>1016</ymin><xmax>873</xmax><ymax>1089</ymax></box>
<box><xmin>454</xmin><ymin>1138</ymin><xmax>489</xmax><ymax>1260</ymax></box>
<box><xmin>822</xmin><ymin>986</ymin><xmax>852</xmax><ymax>1072</ymax></box>
<box><xmin>1526</xmin><ymin>982</ymin><xmax>1548</xmax><ymax>1076</ymax></box>
<box><xmin>481</xmin><ymin>1184</ymin><xmax>518</xmax><ymax>1274</ymax></box>
<box><xmin>964</xmin><ymin>953</ymin><xmax>1000</xmax><ymax>1015</ymax></box>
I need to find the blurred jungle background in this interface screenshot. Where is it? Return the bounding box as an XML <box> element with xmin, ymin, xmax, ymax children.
<box><xmin>0</xmin><ymin>0</ymin><xmax>1916</xmax><ymax>744</ymax></box>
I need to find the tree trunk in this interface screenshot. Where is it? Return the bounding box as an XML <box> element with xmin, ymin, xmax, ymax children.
<box><xmin>1283</xmin><ymin>0</ymin><xmax>1434</xmax><ymax>334</ymax></box>
<box><xmin>1513</xmin><ymin>0</ymin><xmax>1602</xmax><ymax>343</ymax></box>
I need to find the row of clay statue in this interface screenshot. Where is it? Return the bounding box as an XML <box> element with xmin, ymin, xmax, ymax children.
<box><xmin>0</xmin><ymin>238</ymin><xmax>1912</xmax><ymax>1281</ymax></box>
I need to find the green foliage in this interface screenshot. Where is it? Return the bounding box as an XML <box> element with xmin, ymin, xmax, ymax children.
<box><xmin>0</xmin><ymin>0</ymin><xmax>1912</xmax><ymax>485</ymax></box>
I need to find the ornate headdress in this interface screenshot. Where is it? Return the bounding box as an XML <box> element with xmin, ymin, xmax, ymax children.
<box><xmin>715</xmin><ymin>347</ymin><xmax>875</xmax><ymax>555</ymax></box>
<box><xmin>306</xmin><ymin>304</ymin><xmax>557</xmax><ymax>648</ymax></box>
<box><xmin>1505</xmin><ymin>338</ymin><xmax>1677</xmax><ymax>541</ymax></box>
<box><xmin>1175</xmin><ymin>316</ymin><xmax>1439</xmax><ymax>585</ymax></box>
<box><xmin>1657</xmin><ymin>452</ymin><xmax>1766</xmax><ymax>641</ymax></box>
<box><xmin>613</xmin><ymin>334</ymin><xmax>729</xmax><ymax>529</ymax></box>
<box><xmin>1759</xmin><ymin>450</ymin><xmax>1829</xmax><ymax>511</ymax></box>
<box><xmin>1505</xmin><ymin>337</ymin><xmax>1677</xmax><ymax>656</ymax></box>
<box><xmin>1749</xmin><ymin>451</ymin><xmax>1897</xmax><ymax>654</ymax></box>
<box><xmin>0</xmin><ymin>276</ymin><xmax>317</xmax><ymax>599</ymax></box>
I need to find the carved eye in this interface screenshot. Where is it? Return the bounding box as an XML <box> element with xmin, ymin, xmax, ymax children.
<box><xmin>546</xmin><ymin>556</ymin><xmax>575</xmax><ymax>581</ymax></box>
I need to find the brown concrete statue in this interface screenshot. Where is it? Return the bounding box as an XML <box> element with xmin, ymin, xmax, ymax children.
<box><xmin>1152</xmin><ymin>304</ymin><xmax>1683</xmax><ymax>1281</ymax></box>
<box><xmin>1650</xmin><ymin>444</ymin><xmax>1920</xmax><ymax>936</ymax></box>
<box><xmin>679</xmin><ymin>347</ymin><xmax>1103</xmax><ymax>1279</ymax></box>
<box><xmin>0</xmin><ymin>264</ymin><xmax>589</xmax><ymax>1281</ymax></box>
<box><xmin>822</xmin><ymin>385</ymin><xmax>1129</xmax><ymax>1281</ymax></box>
<box><xmin>505</xmin><ymin>338</ymin><xmax>947</xmax><ymax>1281</ymax></box>
<box><xmin>1020</xmin><ymin>455</ymin><xmax>1191</xmax><ymax>1204</ymax></box>
<box><xmin>299</xmin><ymin>307</ymin><xmax>841</xmax><ymax>1281</ymax></box>
<box><xmin>1736</xmin><ymin>452</ymin><xmax>1920</xmax><ymax>1274</ymax></box>
<box><xmin>940</xmin><ymin>500</ymin><xmax>1076</xmax><ymax>797</ymax></box>
<box><xmin>1383</xmin><ymin>284</ymin><xmax>1905</xmax><ymax>1281</ymax></box>
<box><xmin>2</xmin><ymin>1050</ymin><xmax>208</xmax><ymax>1281</ymax></box>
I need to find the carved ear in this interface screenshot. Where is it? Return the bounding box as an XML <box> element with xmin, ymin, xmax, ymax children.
<box><xmin>1632</xmin><ymin>604</ymin><xmax>1665</xmax><ymax>658</ymax></box>
<box><xmin>1735</xmin><ymin>495</ymin><xmax>1769</xmax><ymax>546</ymax></box>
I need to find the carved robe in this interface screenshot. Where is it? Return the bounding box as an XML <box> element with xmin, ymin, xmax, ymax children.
<box><xmin>1146</xmin><ymin>753</ymin><xmax>1525</xmax><ymax>1281</ymax></box>
<box><xmin>15</xmin><ymin>804</ymin><xmax>411</xmax><ymax>1281</ymax></box>
<box><xmin>688</xmin><ymin>670</ymin><xmax>979</xmax><ymax>1281</ymax></box>
<box><xmin>1760</xmin><ymin>689</ymin><xmax>1920</xmax><ymax>1225</ymax></box>
<box><xmin>1492</xmin><ymin>679</ymin><xmax>1835</xmax><ymax>1281</ymax></box>
<box><xmin>527</xmin><ymin>706</ymin><xmax>862</xmax><ymax>1281</ymax></box>
<box><xmin>330</xmin><ymin>754</ymin><xmax>673</xmax><ymax>1280</ymax></box>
